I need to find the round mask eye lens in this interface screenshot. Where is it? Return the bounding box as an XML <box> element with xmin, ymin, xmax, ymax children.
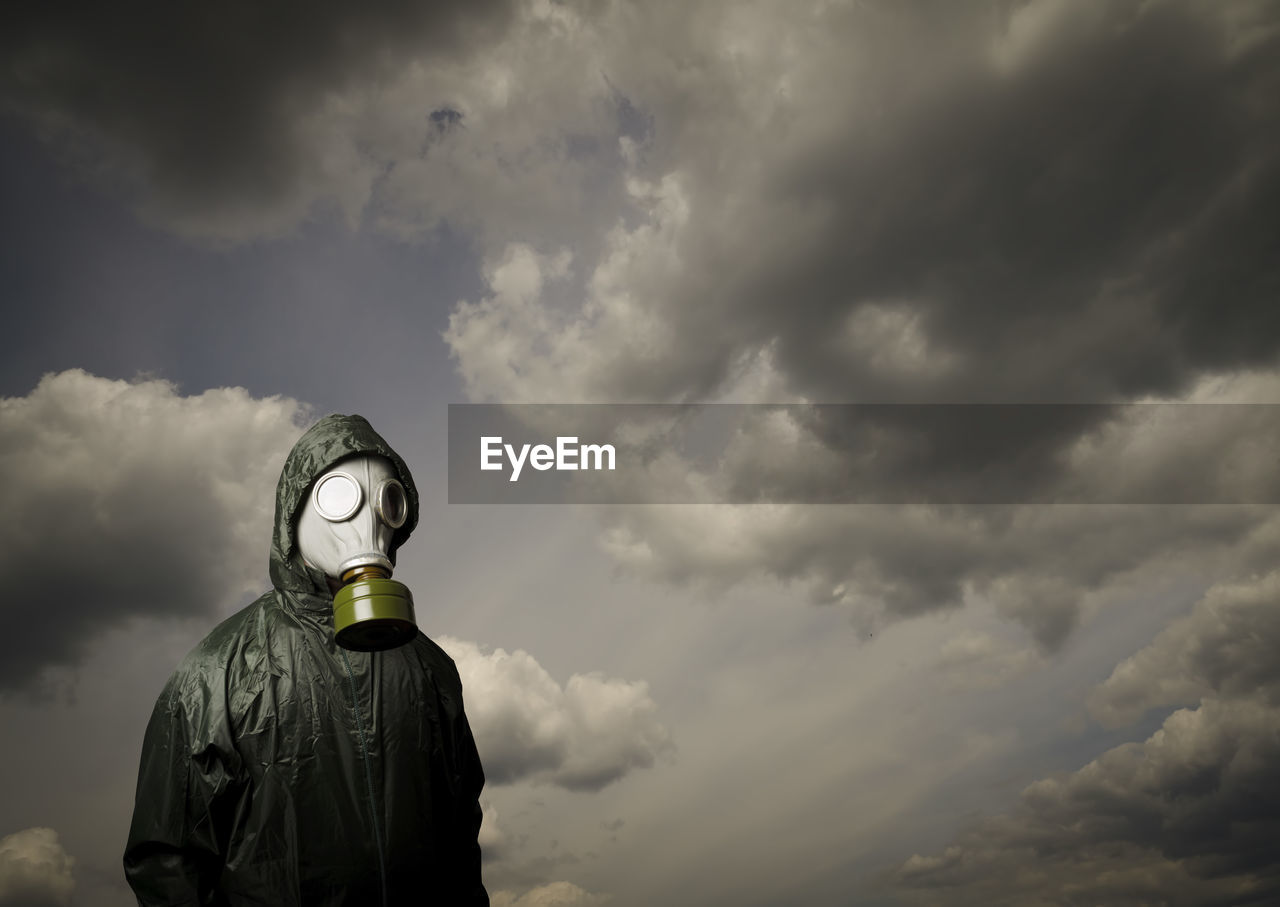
<box><xmin>313</xmin><ymin>473</ymin><xmax>362</xmax><ymax>521</ymax></box>
<box><xmin>377</xmin><ymin>480</ymin><xmax>407</xmax><ymax>529</ymax></box>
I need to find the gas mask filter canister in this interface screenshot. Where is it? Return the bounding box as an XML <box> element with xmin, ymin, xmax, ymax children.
<box><xmin>297</xmin><ymin>455</ymin><xmax>417</xmax><ymax>651</ymax></box>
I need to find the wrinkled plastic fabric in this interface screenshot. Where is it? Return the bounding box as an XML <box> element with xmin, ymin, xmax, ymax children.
<box><xmin>124</xmin><ymin>414</ymin><xmax>488</xmax><ymax>906</ymax></box>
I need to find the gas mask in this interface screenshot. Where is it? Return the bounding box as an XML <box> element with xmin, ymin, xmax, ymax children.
<box><xmin>297</xmin><ymin>455</ymin><xmax>417</xmax><ymax>651</ymax></box>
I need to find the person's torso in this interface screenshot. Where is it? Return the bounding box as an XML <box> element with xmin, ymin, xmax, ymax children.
<box><xmin>214</xmin><ymin>592</ymin><xmax>470</xmax><ymax>905</ymax></box>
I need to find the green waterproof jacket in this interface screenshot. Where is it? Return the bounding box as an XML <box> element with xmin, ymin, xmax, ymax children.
<box><xmin>124</xmin><ymin>414</ymin><xmax>488</xmax><ymax>906</ymax></box>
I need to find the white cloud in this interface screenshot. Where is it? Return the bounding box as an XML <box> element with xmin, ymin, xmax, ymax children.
<box><xmin>479</xmin><ymin>799</ymin><xmax>506</xmax><ymax>855</ymax></box>
<box><xmin>440</xmin><ymin>636</ymin><xmax>672</xmax><ymax>791</ymax></box>
<box><xmin>444</xmin><ymin>243</ymin><xmax>584</xmax><ymax>403</ymax></box>
<box><xmin>0</xmin><ymin>370</ymin><xmax>310</xmax><ymax>690</ymax></box>
<box><xmin>444</xmin><ymin>168</ymin><xmax>698</xmax><ymax>404</ymax></box>
<box><xmin>0</xmin><ymin>827</ymin><xmax>75</xmax><ymax>907</ymax></box>
<box><xmin>491</xmin><ymin>880</ymin><xmax>610</xmax><ymax>907</ymax></box>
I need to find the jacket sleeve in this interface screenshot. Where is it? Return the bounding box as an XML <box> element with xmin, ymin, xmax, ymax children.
<box><xmin>455</xmin><ymin>700</ymin><xmax>490</xmax><ymax>907</ymax></box>
<box><xmin>123</xmin><ymin>673</ymin><xmax>239</xmax><ymax>906</ymax></box>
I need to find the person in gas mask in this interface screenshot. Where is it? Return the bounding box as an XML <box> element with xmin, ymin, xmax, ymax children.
<box><xmin>124</xmin><ymin>414</ymin><xmax>488</xmax><ymax>906</ymax></box>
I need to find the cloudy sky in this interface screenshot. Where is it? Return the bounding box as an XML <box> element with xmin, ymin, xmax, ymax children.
<box><xmin>2</xmin><ymin>1</ymin><xmax>1279</xmax><ymax>904</ymax></box>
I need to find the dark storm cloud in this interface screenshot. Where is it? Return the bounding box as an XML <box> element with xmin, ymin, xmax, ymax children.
<box><xmin>0</xmin><ymin>370</ymin><xmax>308</xmax><ymax>692</ymax></box>
<box><xmin>891</xmin><ymin>571</ymin><xmax>1280</xmax><ymax>906</ymax></box>
<box><xmin>0</xmin><ymin>0</ymin><xmax>516</xmax><ymax>237</ymax></box>
<box><xmin>740</xmin><ymin>0</ymin><xmax>1280</xmax><ymax>407</ymax></box>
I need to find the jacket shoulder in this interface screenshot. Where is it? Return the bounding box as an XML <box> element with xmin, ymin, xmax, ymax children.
<box><xmin>162</xmin><ymin>592</ymin><xmax>277</xmax><ymax>703</ymax></box>
<box><xmin>414</xmin><ymin>632</ymin><xmax>459</xmax><ymax>667</ymax></box>
<box><xmin>409</xmin><ymin>633</ymin><xmax>466</xmax><ymax>689</ymax></box>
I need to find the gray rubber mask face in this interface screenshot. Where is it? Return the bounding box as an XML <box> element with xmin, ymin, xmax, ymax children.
<box><xmin>297</xmin><ymin>455</ymin><xmax>417</xmax><ymax>651</ymax></box>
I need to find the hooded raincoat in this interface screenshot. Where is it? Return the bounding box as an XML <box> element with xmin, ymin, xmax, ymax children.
<box><xmin>124</xmin><ymin>414</ymin><xmax>488</xmax><ymax>906</ymax></box>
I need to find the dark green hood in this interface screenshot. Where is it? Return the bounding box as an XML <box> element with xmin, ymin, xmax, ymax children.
<box><xmin>269</xmin><ymin>413</ymin><xmax>420</xmax><ymax>598</ymax></box>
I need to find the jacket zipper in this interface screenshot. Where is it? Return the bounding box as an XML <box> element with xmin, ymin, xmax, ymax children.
<box><xmin>341</xmin><ymin>649</ymin><xmax>389</xmax><ymax>907</ymax></box>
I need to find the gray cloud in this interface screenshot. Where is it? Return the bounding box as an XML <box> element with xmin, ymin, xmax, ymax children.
<box><xmin>891</xmin><ymin>571</ymin><xmax>1280</xmax><ymax>906</ymax></box>
<box><xmin>447</xmin><ymin>1</ymin><xmax>1280</xmax><ymax>404</ymax></box>
<box><xmin>0</xmin><ymin>827</ymin><xmax>75</xmax><ymax>907</ymax></box>
<box><xmin>0</xmin><ymin>369</ymin><xmax>309</xmax><ymax>692</ymax></box>
<box><xmin>1089</xmin><ymin>570</ymin><xmax>1280</xmax><ymax>727</ymax></box>
<box><xmin>597</xmin><ymin>497</ymin><xmax>1272</xmax><ymax>648</ymax></box>
<box><xmin>933</xmin><ymin>630</ymin><xmax>1042</xmax><ymax>693</ymax></box>
<box><xmin>439</xmin><ymin>636</ymin><xmax>673</xmax><ymax>791</ymax></box>
<box><xmin>439</xmin><ymin>0</ymin><xmax>1280</xmax><ymax>648</ymax></box>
